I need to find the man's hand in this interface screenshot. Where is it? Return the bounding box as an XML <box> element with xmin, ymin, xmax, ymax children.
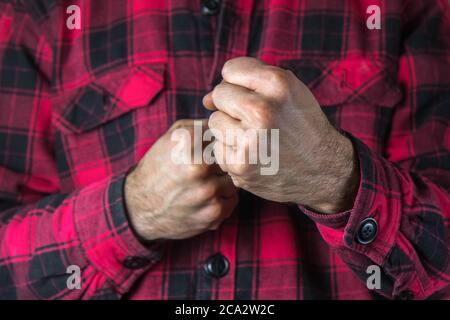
<box><xmin>203</xmin><ymin>57</ymin><xmax>359</xmax><ymax>214</ymax></box>
<box><xmin>124</xmin><ymin>119</ymin><xmax>238</xmax><ymax>241</ymax></box>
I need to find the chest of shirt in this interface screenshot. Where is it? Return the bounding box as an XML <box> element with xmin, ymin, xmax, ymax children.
<box><xmin>48</xmin><ymin>0</ymin><xmax>403</xmax><ymax>190</ymax></box>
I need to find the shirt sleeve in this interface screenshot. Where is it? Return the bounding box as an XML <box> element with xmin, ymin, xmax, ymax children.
<box><xmin>0</xmin><ymin>3</ymin><xmax>162</xmax><ymax>300</ymax></box>
<box><xmin>301</xmin><ymin>0</ymin><xmax>450</xmax><ymax>300</ymax></box>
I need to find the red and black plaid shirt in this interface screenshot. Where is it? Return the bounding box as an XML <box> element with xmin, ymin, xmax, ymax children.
<box><xmin>0</xmin><ymin>0</ymin><xmax>449</xmax><ymax>300</ymax></box>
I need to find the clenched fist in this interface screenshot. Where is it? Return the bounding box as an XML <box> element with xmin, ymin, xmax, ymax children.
<box><xmin>203</xmin><ymin>57</ymin><xmax>359</xmax><ymax>214</ymax></box>
<box><xmin>124</xmin><ymin>119</ymin><xmax>238</xmax><ymax>241</ymax></box>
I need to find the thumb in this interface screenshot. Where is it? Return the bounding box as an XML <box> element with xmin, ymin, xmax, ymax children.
<box><xmin>202</xmin><ymin>92</ymin><xmax>217</xmax><ymax>111</ymax></box>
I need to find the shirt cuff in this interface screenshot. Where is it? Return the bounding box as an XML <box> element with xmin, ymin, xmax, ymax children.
<box><xmin>72</xmin><ymin>173</ymin><xmax>164</xmax><ymax>294</ymax></box>
<box><xmin>299</xmin><ymin>132</ymin><xmax>402</xmax><ymax>266</ymax></box>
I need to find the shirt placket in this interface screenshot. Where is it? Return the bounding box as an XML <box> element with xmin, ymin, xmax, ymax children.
<box><xmin>199</xmin><ymin>0</ymin><xmax>255</xmax><ymax>300</ymax></box>
<box><xmin>195</xmin><ymin>0</ymin><xmax>255</xmax><ymax>300</ymax></box>
<box><xmin>205</xmin><ymin>0</ymin><xmax>228</xmax><ymax>90</ymax></box>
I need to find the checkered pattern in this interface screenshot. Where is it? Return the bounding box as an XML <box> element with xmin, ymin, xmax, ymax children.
<box><xmin>0</xmin><ymin>0</ymin><xmax>449</xmax><ymax>300</ymax></box>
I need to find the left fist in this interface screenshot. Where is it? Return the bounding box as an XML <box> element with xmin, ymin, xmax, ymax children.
<box><xmin>203</xmin><ymin>57</ymin><xmax>359</xmax><ymax>214</ymax></box>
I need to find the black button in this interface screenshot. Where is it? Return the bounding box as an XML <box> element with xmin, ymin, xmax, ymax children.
<box><xmin>396</xmin><ymin>290</ymin><xmax>414</xmax><ymax>300</ymax></box>
<box><xmin>123</xmin><ymin>256</ymin><xmax>150</xmax><ymax>269</ymax></box>
<box><xmin>201</xmin><ymin>0</ymin><xmax>220</xmax><ymax>15</ymax></box>
<box><xmin>356</xmin><ymin>218</ymin><xmax>378</xmax><ymax>245</ymax></box>
<box><xmin>203</xmin><ymin>253</ymin><xmax>229</xmax><ymax>278</ymax></box>
<box><xmin>102</xmin><ymin>94</ymin><xmax>110</xmax><ymax>106</ymax></box>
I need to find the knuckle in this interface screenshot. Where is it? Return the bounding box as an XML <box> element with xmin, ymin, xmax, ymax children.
<box><xmin>266</xmin><ymin>67</ymin><xmax>289</xmax><ymax>86</ymax></box>
<box><xmin>170</xmin><ymin>120</ymin><xmax>196</xmax><ymax>137</ymax></box>
<box><xmin>197</xmin><ymin>181</ymin><xmax>220</xmax><ymax>199</ymax></box>
<box><xmin>232</xmin><ymin>178</ymin><xmax>244</xmax><ymax>188</ymax></box>
<box><xmin>200</xmin><ymin>207</ymin><xmax>222</xmax><ymax>225</ymax></box>
<box><xmin>252</xmin><ymin>105</ymin><xmax>273</xmax><ymax>128</ymax></box>
<box><xmin>171</xmin><ymin>119</ymin><xmax>184</xmax><ymax>128</ymax></box>
<box><xmin>171</xmin><ymin>119</ymin><xmax>191</xmax><ymax>129</ymax></box>
<box><xmin>243</xmin><ymin>97</ymin><xmax>266</xmax><ymax>112</ymax></box>
<box><xmin>230</xmin><ymin>163</ymin><xmax>249</xmax><ymax>177</ymax></box>
<box><xmin>241</xmin><ymin>97</ymin><xmax>273</xmax><ymax>128</ymax></box>
<box><xmin>221</xmin><ymin>60</ymin><xmax>233</xmax><ymax>78</ymax></box>
<box><xmin>186</xmin><ymin>164</ymin><xmax>208</xmax><ymax>179</ymax></box>
<box><xmin>284</xmin><ymin>68</ymin><xmax>296</xmax><ymax>80</ymax></box>
<box><xmin>264</xmin><ymin>68</ymin><xmax>290</xmax><ymax>99</ymax></box>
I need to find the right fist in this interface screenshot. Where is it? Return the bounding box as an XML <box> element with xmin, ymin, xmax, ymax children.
<box><xmin>124</xmin><ymin>119</ymin><xmax>239</xmax><ymax>241</ymax></box>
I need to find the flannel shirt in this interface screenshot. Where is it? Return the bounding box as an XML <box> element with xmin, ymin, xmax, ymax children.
<box><xmin>0</xmin><ymin>0</ymin><xmax>449</xmax><ymax>300</ymax></box>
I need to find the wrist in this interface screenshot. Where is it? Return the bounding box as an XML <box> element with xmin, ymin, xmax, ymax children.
<box><xmin>310</xmin><ymin>133</ymin><xmax>359</xmax><ymax>214</ymax></box>
<box><xmin>124</xmin><ymin>168</ymin><xmax>161</xmax><ymax>242</ymax></box>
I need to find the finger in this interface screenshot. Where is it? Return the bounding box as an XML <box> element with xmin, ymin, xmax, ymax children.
<box><xmin>212</xmin><ymin>140</ymin><xmax>236</xmax><ymax>173</ymax></box>
<box><xmin>192</xmin><ymin>174</ymin><xmax>237</xmax><ymax>205</ymax></box>
<box><xmin>209</xmin><ymin>81</ymin><xmax>260</xmax><ymax>121</ymax></box>
<box><xmin>209</xmin><ymin>215</ymin><xmax>230</xmax><ymax>230</ymax></box>
<box><xmin>208</xmin><ymin>196</ymin><xmax>238</xmax><ymax>230</ymax></box>
<box><xmin>208</xmin><ymin>111</ymin><xmax>243</xmax><ymax>145</ymax></box>
<box><xmin>216</xmin><ymin>174</ymin><xmax>239</xmax><ymax>199</ymax></box>
<box><xmin>212</xmin><ymin>140</ymin><xmax>252</xmax><ymax>178</ymax></box>
<box><xmin>184</xmin><ymin>160</ymin><xmax>229</xmax><ymax>181</ymax></box>
<box><xmin>169</xmin><ymin>119</ymin><xmax>212</xmax><ymax>167</ymax></box>
<box><xmin>221</xmin><ymin>57</ymin><xmax>270</xmax><ymax>92</ymax></box>
<box><xmin>169</xmin><ymin>118</ymin><xmax>209</xmax><ymax>131</ymax></box>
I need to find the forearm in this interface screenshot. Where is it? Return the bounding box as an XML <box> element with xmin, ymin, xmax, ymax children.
<box><xmin>0</xmin><ymin>173</ymin><xmax>162</xmax><ymax>299</ymax></box>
